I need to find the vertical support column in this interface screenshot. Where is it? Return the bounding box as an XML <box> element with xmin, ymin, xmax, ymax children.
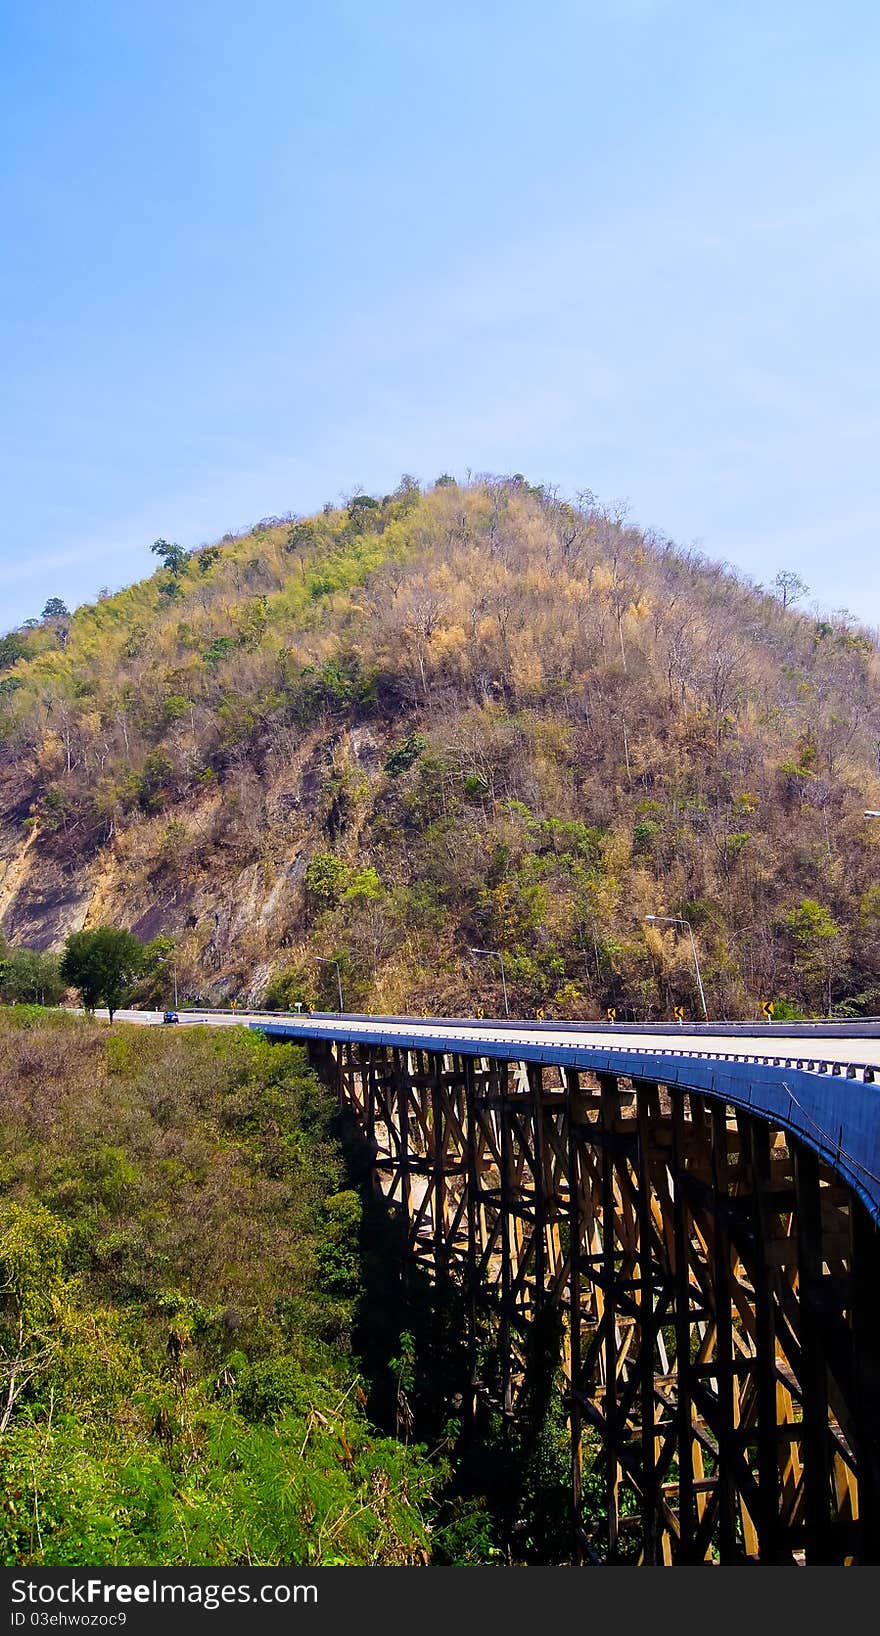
<box><xmin>429</xmin><ymin>1050</ymin><xmax>447</xmax><ymax>1280</ymax></box>
<box><xmin>566</xmin><ymin>1066</ymin><xmax>584</xmax><ymax>1562</ymax></box>
<box><xmin>672</xmin><ymin>1090</ymin><xmax>696</xmax><ymax>1562</ymax></box>
<box><xmin>635</xmin><ymin>1080</ymin><xmax>659</xmax><ymax>1565</ymax></box>
<box><xmin>793</xmin><ymin>1141</ymin><xmax>833</xmax><ymax>1563</ymax></box>
<box><xmin>463</xmin><ymin>1054</ymin><xmax>480</xmax><ymax>1426</ymax></box>
<box><xmin>527</xmin><ymin>1061</ymin><xmax>547</xmax><ymax>1317</ymax></box>
<box><xmin>597</xmin><ymin>1073</ymin><xmax>621</xmax><ymax>1557</ymax></box>
<box><xmin>361</xmin><ymin>1044</ymin><xmax>376</xmax><ymax>1155</ymax></box>
<box><xmin>743</xmin><ymin>1115</ymin><xmax>783</xmax><ymax>1561</ymax></box>
<box><xmin>852</xmin><ymin>1195</ymin><xmax>880</xmax><ymax>1563</ymax></box>
<box><xmin>392</xmin><ymin>1047</ymin><xmax>411</xmax><ymax>1218</ymax></box>
<box><xmin>497</xmin><ymin>1058</ymin><xmax>513</xmax><ymax>1418</ymax></box>
<box><xmin>710</xmin><ymin>1102</ymin><xmax>738</xmax><ymax>1562</ymax></box>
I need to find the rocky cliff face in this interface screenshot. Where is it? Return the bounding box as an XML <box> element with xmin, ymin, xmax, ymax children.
<box><xmin>1</xmin><ymin>716</ymin><xmax>386</xmax><ymax>1003</ymax></box>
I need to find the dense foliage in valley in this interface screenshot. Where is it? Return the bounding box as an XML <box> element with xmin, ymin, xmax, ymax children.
<box><xmin>2</xmin><ymin>475</ymin><xmax>880</xmax><ymax>1021</ymax></box>
<box><xmin>0</xmin><ymin>1008</ymin><xmax>578</xmax><ymax>1566</ymax></box>
<box><xmin>0</xmin><ymin>1009</ymin><xmax>438</xmax><ymax>1565</ymax></box>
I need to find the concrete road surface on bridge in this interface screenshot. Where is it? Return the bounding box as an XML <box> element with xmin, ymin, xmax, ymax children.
<box><xmin>100</xmin><ymin>1006</ymin><xmax>880</xmax><ymax>1221</ymax></box>
<box><xmin>102</xmin><ymin>1007</ymin><xmax>880</xmax><ymax>1073</ymax></box>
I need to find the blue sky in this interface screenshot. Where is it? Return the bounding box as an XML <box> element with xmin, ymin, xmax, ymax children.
<box><xmin>1</xmin><ymin>0</ymin><xmax>878</xmax><ymax>630</ymax></box>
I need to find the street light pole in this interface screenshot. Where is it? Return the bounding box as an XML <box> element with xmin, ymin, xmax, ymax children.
<box><xmin>468</xmin><ymin>947</ymin><xmax>510</xmax><ymax>1018</ymax></box>
<box><xmin>158</xmin><ymin>949</ymin><xmax>179</xmax><ymax>1012</ymax></box>
<box><xmin>644</xmin><ymin>915</ymin><xmax>709</xmax><ymax>1022</ymax></box>
<box><xmin>316</xmin><ymin>956</ymin><xmax>344</xmax><ymax>1013</ymax></box>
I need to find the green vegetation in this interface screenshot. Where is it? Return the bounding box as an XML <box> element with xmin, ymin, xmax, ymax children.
<box><xmin>150</xmin><ymin>538</ymin><xmax>190</xmax><ymax>577</ymax></box>
<box><xmin>0</xmin><ymin>1007</ymin><xmax>581</xmax><ymax>1566</ymax></box>
<box><xmin>59</xmin><ymin>927</ymin><xmax>145</xmax><ymax>1020</ymax></box>
<box><xmin>0</xmin><ymin>1009</ymin><xmax>435</xmax><ymax>1565</ymax></box>
<box><xmin>0</xmin><ymin>928</ymin><xmax>187</xmax><ymax>1017</ymax></box>
<box><xmin>0</xmin><ymin>938</ymin><xmax>65</xmax><ymax>1006</ymax></box>
<box><xmin>1</xmin><ymin>475</ymin><xmax>879</xmax><ymax>1022</ymax></box>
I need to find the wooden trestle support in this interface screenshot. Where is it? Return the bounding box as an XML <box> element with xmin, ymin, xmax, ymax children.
<box><xmin>310</xmin><ymin>1039</ymin><xmax>880</xmax><ymax>1565</ymax></box>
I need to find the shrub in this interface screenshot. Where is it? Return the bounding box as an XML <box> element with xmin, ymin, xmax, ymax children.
<box><xmin>384</xmin><ymin>732</ymin><xmax>427</xmax><ymax>778</ymax></box>
<box><xmin>304</xmin><ymin>853</ymin><xmax>350</xmax><ymax>907</ymax></box>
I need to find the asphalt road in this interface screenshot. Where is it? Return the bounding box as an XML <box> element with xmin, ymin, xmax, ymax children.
<box><xmin>102</xmin><ymin>1008</ymin><xmax>880</xmax><ymax>1074</ymax></box>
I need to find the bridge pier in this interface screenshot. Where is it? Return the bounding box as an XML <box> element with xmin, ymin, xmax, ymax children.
<box><xmin>308</xmin><ymin>1036</ymin><xmax>879</xmax><ymax>1565</ymax></box>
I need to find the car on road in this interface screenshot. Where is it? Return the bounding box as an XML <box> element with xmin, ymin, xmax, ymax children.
<box><xmin>162</xmin><ymin>1011</ymin><xmax>179</xmax><ymax>1024</ymax></box>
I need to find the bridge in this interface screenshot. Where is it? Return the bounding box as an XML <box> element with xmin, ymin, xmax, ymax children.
<box><xmin>117</xmin><ymin>1007</ymin><xmax>880</xmax><ymax>1564</ymax></box>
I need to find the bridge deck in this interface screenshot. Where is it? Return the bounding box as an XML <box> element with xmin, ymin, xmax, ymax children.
<box><xmin>107</xmin><ymin>1009</ymin><xmax>880</xmax><ymax>1221</ymax></box>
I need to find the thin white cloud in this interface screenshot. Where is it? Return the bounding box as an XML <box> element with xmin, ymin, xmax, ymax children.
<box><xmin>0</xmin><ymin>544</ymin><xmax>105</xmax><ymax>588</ymax></box>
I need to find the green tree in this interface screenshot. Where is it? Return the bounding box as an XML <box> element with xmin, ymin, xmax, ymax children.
<box><xmin>347</xmin><ymin>494</ymin><xmax>380</xmax><ymax>535</ymax></box>
<box><xmin>773</xmin><ymin>570</ymin><xmax>809</xmax><ymax>610</ymax></box>
<box><xmin>0</xmin><ymin>632</ymin><xmax>31</xmax><ymax>670</ymax></box>
<box><xmin>41</xmin><ymin>597</ymin><xmax>70</xmax><ymax>621</ymax></box>
<box><xmin>59</xmin><ymin>928</ymin><xmax>145</xmax><ymax>1021</ymax></box>
<box><xmin>150</xmin><ymin>538</ymin><xmax>189</xmax><ymax>576</ymax></box>
<box><xmin>783</xmin><ymin>899</ymin><xmax>841</xmax><ymax>1016</ymax></box>
<box><xmin>0</xmin><ymin>946</ymin><xmax>65</xmax><ymax>1006</ymax></box>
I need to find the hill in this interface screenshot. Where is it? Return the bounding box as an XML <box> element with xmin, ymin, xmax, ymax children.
<box><xmin>2</xmin><ymin>474</ymin><xmax>880</xmax><ymax>1020</ymax></box>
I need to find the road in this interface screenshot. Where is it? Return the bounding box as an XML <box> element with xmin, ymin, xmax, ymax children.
<box><xmin>99</xmin><ymin>1006</ymin><xmax>880</xmax><ymax>1216</ymax></box>
<box><xmin>103</xmin><ymin>1008</ymin><xmax>880</xmax><ymax>1076</ymax></box>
